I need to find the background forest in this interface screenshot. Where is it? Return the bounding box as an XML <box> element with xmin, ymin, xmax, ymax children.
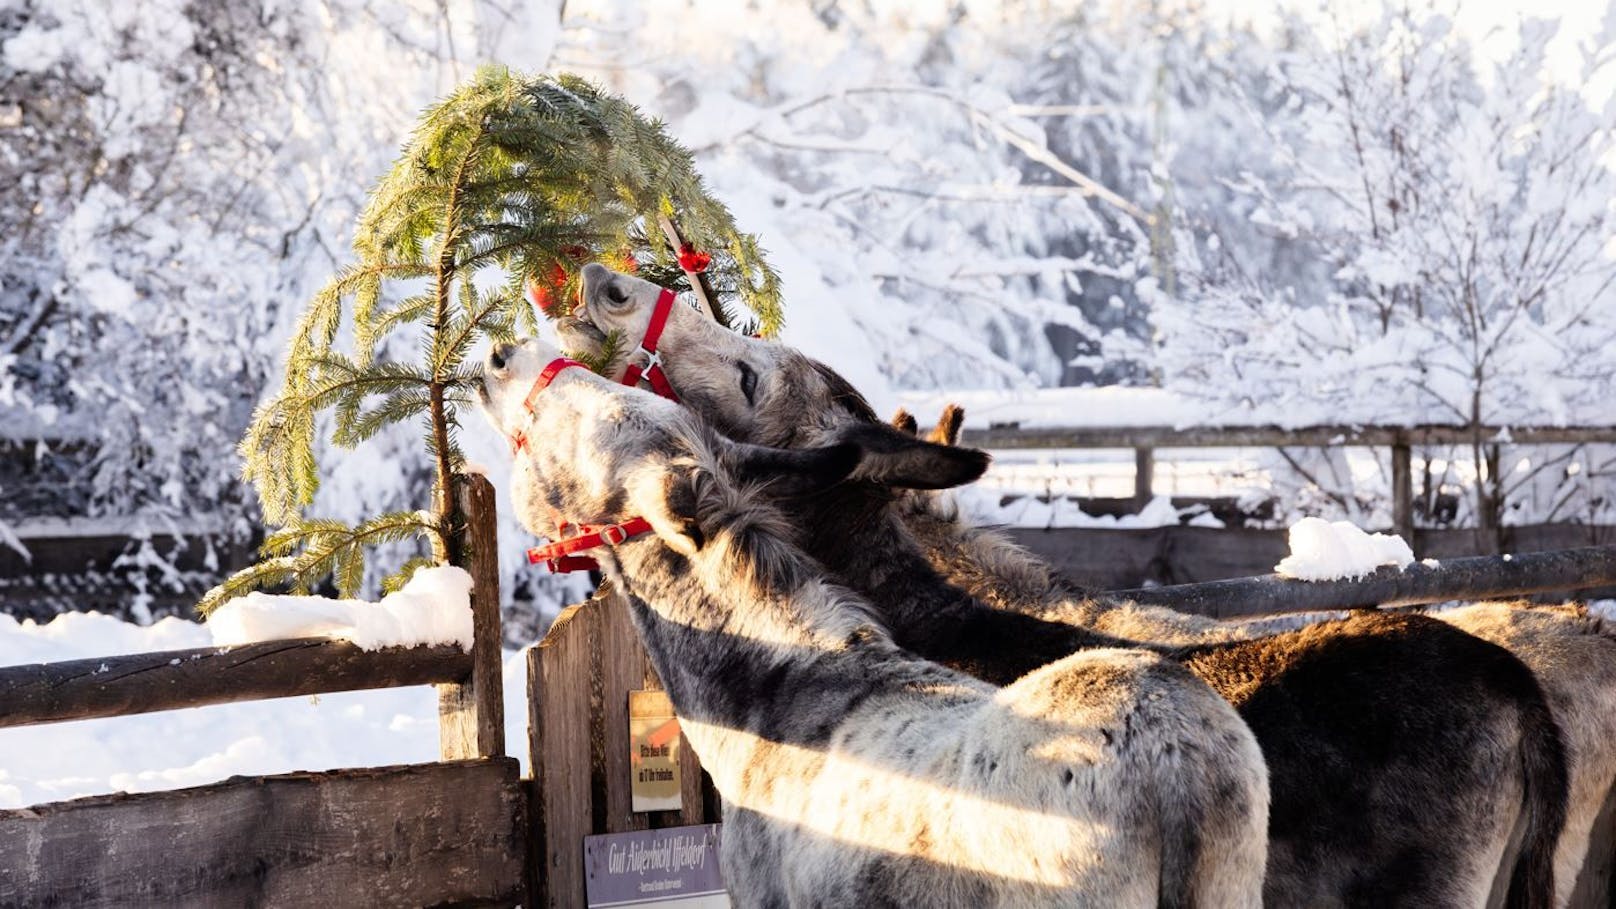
<box><xmin>3</xmin><ymin>0</ymin><xmax>1614</xmax><ymax>630</ymax></box>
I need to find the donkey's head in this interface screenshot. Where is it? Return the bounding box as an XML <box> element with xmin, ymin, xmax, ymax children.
<box><xmin>559</xmin><ymin>263</ymin><xmax>988</xmax><ymax>492</ymax></box>
<box><xmin>479</xmin><ymin>335</ymin><xmax>861</xmax><ymax>555</ymax></box>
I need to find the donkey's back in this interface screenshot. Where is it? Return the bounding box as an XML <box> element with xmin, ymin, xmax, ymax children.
<box><xmin>962</xmin><ymin>648</ymin><xmax>1269</xmax><ymax>908</ymax></box>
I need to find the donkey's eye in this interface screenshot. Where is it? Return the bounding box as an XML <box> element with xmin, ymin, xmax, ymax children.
<box><xmin>606</xmin><ymin>283</ymin><xmax>629</xmax><ymax>305</ymax></box>
<box><xmin>738</xmin><ymin>361</ymin><xmax>758</xmax><ymax>406</ymax></box>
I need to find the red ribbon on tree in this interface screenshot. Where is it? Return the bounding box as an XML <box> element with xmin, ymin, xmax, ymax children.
<box><xmin>677</xmin><ymin>243</ymin><xmax>711</xmax><ymax>273</ymax></box>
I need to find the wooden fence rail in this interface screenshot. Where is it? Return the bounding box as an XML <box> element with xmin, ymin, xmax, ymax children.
<box><xmin>0</xmin><ymin>760</ymin><xmax>526</xmax><ymax>909</ymax></box>
<box><xmin>0</xmin><ymin>638</ymin><xmax>471</xmax><ymax>729</ymax></box>
<box><xmin>1119</xmin><ymin>545</ymin><xmax>1616</xmax><ymax>618</ymax></box>
<box><xmin>963</xmin><ymin>423</ymin><xmax>1616</xmax><ymax>543</ymax></box>
<box><xmin>0</xmin><ymin>473</ymin><xmax>514</xmax><ymax>908</ymax></box>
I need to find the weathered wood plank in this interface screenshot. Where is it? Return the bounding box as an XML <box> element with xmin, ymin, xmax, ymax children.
<box><xmin>1117</xmin><ymin>546</ymin><xmax>1616</xmax><ymax>618</ymax></box>
<box><xmin>530</xmin><ymin>598</ymin><xmax>600</xmax><ymax>909</ymax></box>
<box><xmin>1009</xmin><ymin>522</ymin><xmax>1616</xmax><ymax>594</ymax></box>
<box><xmin>600</xmin><ymin>592</ymin><xmax>652</xmax><ymax>835</ymax></box>
<box><xmin>439</xmin><ymin>473</ymin><xmax>505</xmax><ymax>760</ymax></box>
<box><xmin>963</xmin><ymin>423</ymin><xmax>1616</xmax><ymax>450</ymax></box>
<box><xmin>0</xmin><ymin>639</ymin><xmax>470</xmax><ymax>729</ymax></box>
<box><xmin>0</xmin><ymin>759</ymin><xmax>525</xmax><ymax>909</ymax></box>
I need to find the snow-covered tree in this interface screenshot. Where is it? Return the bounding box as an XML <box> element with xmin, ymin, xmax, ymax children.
<box><xmin>1153</xmin><ymin>4</ymin><xmax>1616</xmax><ymax>545</ymax></box>
<box><xmin>0</xmin><ymin>0</ymin><xmax>567</xmax><ymax>618</ymax></box>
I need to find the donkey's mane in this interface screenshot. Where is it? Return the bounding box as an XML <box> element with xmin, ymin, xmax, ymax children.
<box><xmin>678</xmin><ymin>425</ymin><xmax>888</xmax><ymax>645</ymax></box>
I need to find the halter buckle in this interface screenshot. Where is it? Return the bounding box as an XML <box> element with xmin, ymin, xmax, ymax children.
<box><xmin>634</xmin><ymin>346</ymin><xmax>664</xmax><ymax>373</ymax></box>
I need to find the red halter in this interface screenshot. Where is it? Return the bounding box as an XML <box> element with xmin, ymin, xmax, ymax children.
<box><xmin>504</xmin><ymin>355</ymin><xmax>655</xmax><ymax>573</ymax></box>
<box><xmin>506</xmin><ymin>356</ymin><xmax>589</xmax><ymax>455</ymax></box>
<box><xmin>525</xmin><ymin>517</ymin><xmax>654</xmax><ymax>572</ymax></box>
<box><xmin>620</xmin><ymin>288</ymin><xmax>680</xmax><ymax>402</ymax></box>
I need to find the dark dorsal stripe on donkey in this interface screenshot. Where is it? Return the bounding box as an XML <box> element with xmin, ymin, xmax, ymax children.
<box><xmin>480</xmin><ymin>335</ymin><xmax>1271</xmax><ymax>907</ymax></box>
<box><xmin>559</xmin><ymin>263</ymin><xmax>1571</xmax><ymax>909</ymax></box>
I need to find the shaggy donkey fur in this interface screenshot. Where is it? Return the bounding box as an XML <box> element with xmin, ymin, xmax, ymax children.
<box><xmin>558</xmin><ymin>263</ymin><xmax>1571</xmax><ymax>908</ymax></box>
<box><xmin>1434</xmin><ymin>603</ymin><xmax>1616</xmax><ymax>908</ymax></box>
<box><xmin>904</xmin><ymin>410</ymin><xmax>1616</xmax><ymax>909</ymax></box>
<box><xmin>480</xmin><ymin>336</ymin><xmax>1271</xmax><ymax>907</ymax></box>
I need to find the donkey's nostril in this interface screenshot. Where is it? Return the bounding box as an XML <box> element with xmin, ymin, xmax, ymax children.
<box><xmin>489</xmin><ymin>342</ymin><xmax>515</xmax><ymax>371</ymax></box>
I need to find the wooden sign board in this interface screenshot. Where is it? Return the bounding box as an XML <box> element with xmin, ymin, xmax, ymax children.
<box><xmin>584</xmin><ymin>823</ymin><xmax>728</xmax><ymax>908</ymax></box>
<box><xmin>629</xmin><ymin>689</ymin><xmax>682</xmax><ymax>812</ymax></box>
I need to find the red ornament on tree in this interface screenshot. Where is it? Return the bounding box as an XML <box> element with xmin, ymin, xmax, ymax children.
<box><xmin>525</xmin><ymin>262</ymin><xmax>569</xmax><ymax>314</ymax></box>
<box><xmin>677</xmin><ymin>243</ymin><xmax>711</xmax><ymax>273</ymax></box>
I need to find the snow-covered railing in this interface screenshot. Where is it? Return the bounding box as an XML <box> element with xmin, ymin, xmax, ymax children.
<box><xmin>0</xmin><ymin>476</ymin><xmax>504</xmax><ymax>758</ymax></box>
<box><xmin>958</xmin><ymin>418</ymin><xmax>1616</xmax><ymax>543</ymax></box>
<box><xmin>1120</xmin><ymin>545</ymin><xmax>1616</xmax><ymax>619</ymax></box>
<box><xmin>0</xmin><ymin>637</ymin><xmax>471</xmax><ymax>728</ymax></box>
<box><xmin>0</xmin><ymin>475</ymin><xmax>519</xmax><ymax>907</ymax></box>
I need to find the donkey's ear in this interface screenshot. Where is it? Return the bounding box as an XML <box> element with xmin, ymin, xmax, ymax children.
<box><xmin>837</xmin><ymin>422</ymin><xmax>989</xmax><ymax>490</ymax></box>
<box><xmin>891</xmin><ymin>408</ymin><xmax>919</xmax><ymax>436</ymax></box>
<box><xmin>729</xmin><ymin>442</ymin><xmax>862</xmax><ymax>498</ymax></box>
<box><xmin>927</xmin><ymin>404</ymin><xmax>966</xmax><ymax>447</ymax></box>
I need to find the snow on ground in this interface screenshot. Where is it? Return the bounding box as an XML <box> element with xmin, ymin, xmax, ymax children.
<box><xmin>1274</xmin><ymin>517</ymin><xmax>1416</xmax><ymax>581</ymax></box>
<box><xmin>209</xmin><ymin>567</ymin><xmax>473</xmax><ymax>651</ymax></box>
<box><xmin>0</xmin><ymin>610</ymin><xmax>531</xmax><ymax>810</ymax></box>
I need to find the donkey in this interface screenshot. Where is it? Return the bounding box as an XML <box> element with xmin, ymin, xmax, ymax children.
<box><xmin>904</xmin><ymin>408</ymin><xmax>1616</xmax><ymax>909</ymax></box>
<box><xmin>1437</xmin><ymin>603</ymin><xmax>1616</xmax><ymax>908</ymax></box>
<box><xmin>558</xmin><ymin>263</ymin><xmax>1570</xmax><ymax>908</ymax></box>
<box><xmin>480</xmin><ymin>335</ymin><xmax>1271</xmax><ymax>907</ymax></box>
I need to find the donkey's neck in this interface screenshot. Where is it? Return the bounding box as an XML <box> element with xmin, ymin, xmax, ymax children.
<box><xmin>605</xmin><ymin>535</ymin><xmax>980</xmax><ymax>796</ymax></box>
<box><xmin>606</xmin><ymin>531</ymin><xmax>962</xmax><ymax>740</ymax></box>
<box><xmin>793</xmin><ymin>486</ymin><xmax>1150</xmax><ymax>685</ymax></box>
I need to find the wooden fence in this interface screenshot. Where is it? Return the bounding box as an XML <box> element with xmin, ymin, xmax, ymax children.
<box><xmin>962</xmin><ymin>422</ymin><xmax>1616</xmax><ymax>544</ymax></box>
<box><xmin>0</xmin><ymin>475</ymin><xmax>522</xmax><ymax>908</ymax></box>
<box><xmin>0</xmin><ymin>474</ymin><xmax>715</xmax><ymax>908</ymax></box>
<box><xmin>526</xmin><ymin>589</ymin><xmax>720</xmax><ymax>908</ymax></box>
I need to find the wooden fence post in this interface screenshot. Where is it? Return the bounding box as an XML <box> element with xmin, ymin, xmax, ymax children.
<box><xmin>1134</xmin><ymin>446</ymin><xmax>1155</xmax><ymax>507</ymax></box>
<box><xmin>1391</xmin><ymin>441</ymin><xmax>1414</xmax><ymax>552</ymax></box>
<box><xmin>438</xmin><ymin>473</ymin><xmax>505</xmax><ymax>761</ymax></box>
<box><xmin>528</xmin><ymin>598</ymin><xmax>599</xmax><ymax>908</ymax></box>
<box><xmin>526</xmin><ymin>588</ymin><xmax>721</xmax><ymax>908</ymax></box>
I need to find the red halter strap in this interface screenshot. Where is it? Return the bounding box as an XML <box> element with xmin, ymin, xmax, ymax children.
<box><xmin>504</xmin><ymin>356</ymin><xmax>655</xmax><ymax>573</ymax></box>
<box><xmin>508</xmin><ymin>357</ymin><xmax>588</xmax><ymax>454</ymax></box>
<box><xmin>525</xmin><ymin>516</ymin><xmax>654</xmax><ymax>571</ymax></box>
<box><xmin>619</xmin><ymin>288</ymin><xmax>680</xmax><ymax>402</ymax></box>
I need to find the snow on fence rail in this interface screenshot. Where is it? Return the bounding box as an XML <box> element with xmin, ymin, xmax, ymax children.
<box><xmin>0</xmin><ymin>475</ymin><xmax>519</xmax><ymax>908</ymax></box>
<box><xmin>0</xmin><ymin>637</ymin><xmax>471</xmax><ymax>728</ymax></box>
<box><xmin>957</xmin><ymin>419</ymin><xmax>1616</xmax><ymax>545</ymax></box>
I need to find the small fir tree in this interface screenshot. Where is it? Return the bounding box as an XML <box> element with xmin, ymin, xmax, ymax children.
<box><xmin>199</xmin><ymin>68</ymin><xmax>782</xmax><ymax>615</ymax></box>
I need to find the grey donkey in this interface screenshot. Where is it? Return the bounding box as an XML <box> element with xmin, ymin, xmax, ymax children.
<box><xmin>559</xmin><ymin>263</ymin><xmax>1570</xmax><ymax>909</ymax></box>
<box><xmin>481</xmin><ymin>334</ymin><xmax>1271</xmax><ymax>907</ymax></box>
